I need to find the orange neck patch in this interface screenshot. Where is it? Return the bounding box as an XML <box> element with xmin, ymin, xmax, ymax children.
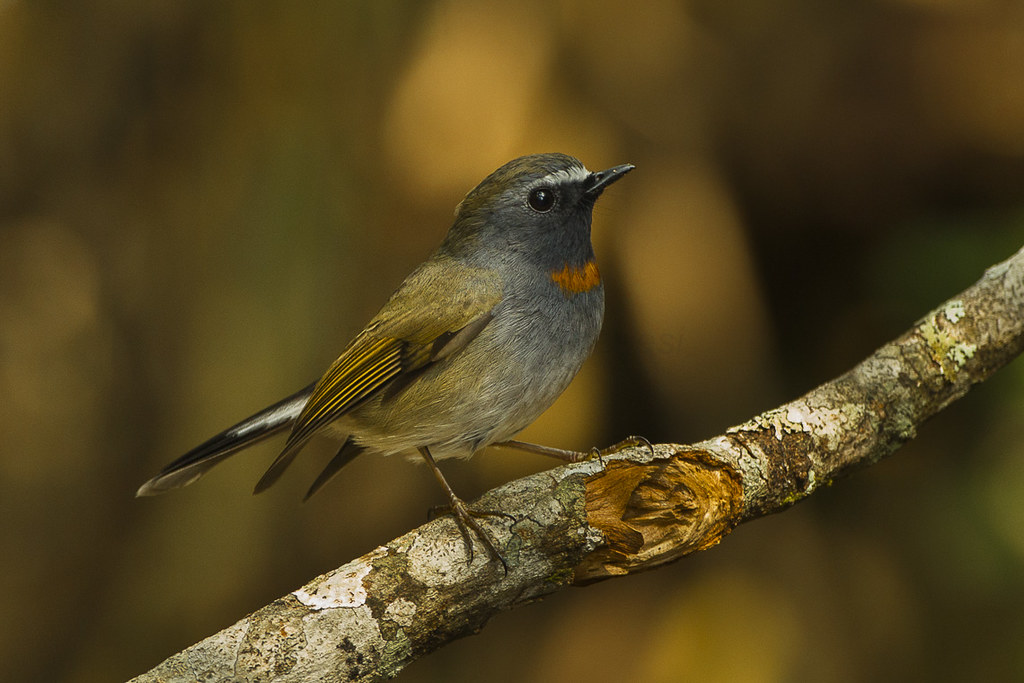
<box><xmin>551</xmin><ymin>260</ymin><xmax>601</xmax><ymax>296</ymax></box>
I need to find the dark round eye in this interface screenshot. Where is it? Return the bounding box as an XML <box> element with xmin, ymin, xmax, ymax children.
<box><xmin>527</xmin><ymin>187</ymin><xmax>556</xmax><ymax>212</ymax></box>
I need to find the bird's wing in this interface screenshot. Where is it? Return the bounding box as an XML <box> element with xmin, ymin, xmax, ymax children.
<box><xmin>302</xmin><ymin>437</ymin><xmax>366</xmax><ymax>501</ymax></box>
<box><xmin>253</xmin><ymin>258</ymin><xmax>502</xmax><ymax>492</ymax></box>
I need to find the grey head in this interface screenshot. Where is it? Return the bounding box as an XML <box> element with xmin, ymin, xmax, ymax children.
<box><xmin>441</xmin><ymin>153</ymin><xmax>634</xmax><ymax>271</ymax></box>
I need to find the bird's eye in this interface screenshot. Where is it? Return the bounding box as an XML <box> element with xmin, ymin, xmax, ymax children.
<box><xmin>527</xmin><ymin>187</ymin><xmax>556</xmax><ymax>212</ymax></box>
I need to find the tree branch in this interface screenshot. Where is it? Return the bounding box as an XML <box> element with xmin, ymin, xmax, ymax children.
<box><xmin>130</xmin><ymin>247</ymin><xmax>1024</xmax><ymax>683</ymax></box>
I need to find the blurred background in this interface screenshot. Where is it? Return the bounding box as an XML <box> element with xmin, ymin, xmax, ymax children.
<box><xmin>2</xmin><ymin>1</ymin><xmax>1024</xmax><ymax>681</ymax></box>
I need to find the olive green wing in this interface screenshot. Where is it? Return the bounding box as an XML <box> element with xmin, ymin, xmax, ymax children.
<box><xmin>253</xmin><ymin>259</ymin><xmax>502</xmax><ymax>492</ymax></box>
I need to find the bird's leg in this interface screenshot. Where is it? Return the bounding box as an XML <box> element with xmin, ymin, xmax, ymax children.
<box><xmin>418</xmin><ymin>446</ymin><xmax>509</xmax><ymax>573</ymax></box>
<box><xmin>494</xmin><ymin>435</ymin><xmax>654</xmax><ymax>463</ymax></box>
<box><xmin>492</xmin><ymin>441</ymin><xmax>584</xmax><ymax>462</ymax></box>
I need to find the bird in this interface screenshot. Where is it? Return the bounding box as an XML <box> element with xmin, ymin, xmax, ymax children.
<box><xmin>137</xmin><ymin>153</ymin><xmax>634</xmax><ymax>567</ymax></box>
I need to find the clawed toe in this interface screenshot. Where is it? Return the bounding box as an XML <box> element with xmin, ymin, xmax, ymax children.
<box><xmin>428</xmin><ymin>497</ymin><xmax>511</xmax><ymax>574</ymax></box>
<box><xmin>597</xmin><ymin>435</ymin><xmax>652</xmax><ymax>457</ymax></box>
<box><xmin>588</xmin><ymin>435</ymin><xmax>655</xmax><ymax>462</ymax></box>
<box><xmin>419</xmin><ymin>445</ymin><xmax>509</xmax><ymax>573</ymax></box>
<box><xmin>445</xmin><ymin>498</ymin><xmax>509</xmax><ymax>574</ymax></box>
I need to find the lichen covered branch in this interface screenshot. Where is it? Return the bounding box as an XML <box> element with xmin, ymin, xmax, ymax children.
<box><xmin>131</xmin><ymin>247</ymin><xmax>1024</xmax><ymax>683</ymax></box>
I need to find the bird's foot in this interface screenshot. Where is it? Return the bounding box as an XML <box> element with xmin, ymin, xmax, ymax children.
<box><xmin>430</xmin><ymin>497</ymin><xmax>512</xmax><ymax>574</ymax></box>
<box><xmin>495</xmin><ymin>435</ymin><xmax>654</xmax><ymax>464</ymax></box>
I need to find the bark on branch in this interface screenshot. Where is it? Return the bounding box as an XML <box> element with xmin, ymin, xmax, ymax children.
<box><xmin>131</xmin><ymin>247</ymin><xmax>1024</xmax><ymax>682</ymax></box>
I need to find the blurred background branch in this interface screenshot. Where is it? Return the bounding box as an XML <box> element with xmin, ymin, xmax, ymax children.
<box><xmin>3</xmin><ymin>2</ymin><xmax>1024</xmax><ymax>681</ymax></box>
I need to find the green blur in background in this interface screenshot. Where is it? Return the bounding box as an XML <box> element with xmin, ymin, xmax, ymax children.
<box><xmin>2</xmin><ymin>1</ymin><xmax>1024</xmax><ymax>681</ymax></box>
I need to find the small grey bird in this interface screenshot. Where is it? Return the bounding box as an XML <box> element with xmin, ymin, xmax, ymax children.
<box><xmin>138</xmin><ymin>153</ymin><xmax>634</xmax><ymax>565</ymax></box>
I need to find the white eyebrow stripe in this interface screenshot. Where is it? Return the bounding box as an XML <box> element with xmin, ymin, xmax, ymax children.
<box><xmin>539</xmin><ymin>165</ymin><xmax>590</xmax><ymax>187</ymax></box>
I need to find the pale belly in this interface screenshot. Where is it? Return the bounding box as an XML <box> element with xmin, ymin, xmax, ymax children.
<box><xmin>328</xmin><ymin>287</ymin><xmax>604</xmax><ymax>460</ymax></box>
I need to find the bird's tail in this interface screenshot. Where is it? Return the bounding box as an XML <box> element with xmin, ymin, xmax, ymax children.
<box><xmin>136</xmin><ymin>383</ymin><xmax>314</xmax><ymax>496</ymax></box>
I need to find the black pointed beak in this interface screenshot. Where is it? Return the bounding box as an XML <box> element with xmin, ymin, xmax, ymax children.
<box><xmin>585</xmin><ymin>163</ymin><xmax>635</xmax><ymax>196</ymax></box>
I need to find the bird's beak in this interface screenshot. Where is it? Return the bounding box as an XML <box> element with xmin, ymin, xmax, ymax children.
<box><xmin>585</xmin><ymin>163</ymin><xmax>635</xmax><ymax>196</ymax></box>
